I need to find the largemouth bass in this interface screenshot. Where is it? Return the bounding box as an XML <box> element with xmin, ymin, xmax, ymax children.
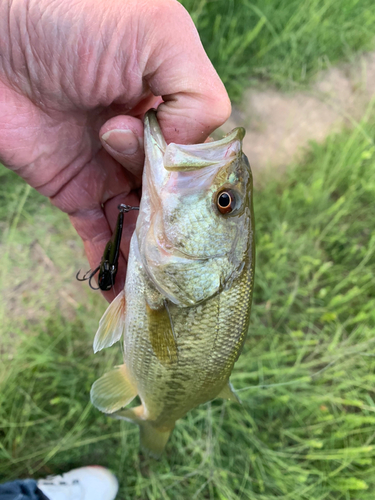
<box><xmin>91</xmin><ymin>110</ymin><xmax>255</xmax><ymax>456</ymax></box>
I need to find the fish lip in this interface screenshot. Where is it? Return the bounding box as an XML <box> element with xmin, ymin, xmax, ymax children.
<box><xmin>163</xmin><ymin>127</ymin><xmax>246</xmax><ymax>172</ymax></box>
<box><xmin>146</xmin><ymin>109</ymin><xmax>167</xmax><ymax>152</ymax></box>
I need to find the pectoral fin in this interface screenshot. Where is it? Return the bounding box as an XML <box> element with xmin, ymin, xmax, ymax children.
<box><xmin>114</xmin><ymin>405</ymin><xmax>174</xmax><ymax>458</ymax></box>
<box><xmin>90</xmin><ymin>364</ymin><xmax>137</xmax><ymax>414</ymax></box>
<box><xmin>217</xmin><ymin>381</ymin><xmax>241</xmax><ymax>403</ymax></box>
<box><xmin>147</xmin><ymin>301</ymin><xmax>178</xmax><ymax>366</ymax></box>
<box><xmin>93</xmin><ymin>290</ymin><xmax>126</xmax><ymax>353</ymax></box>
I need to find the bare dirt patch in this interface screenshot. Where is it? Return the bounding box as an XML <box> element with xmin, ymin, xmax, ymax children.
<box><xmin>219</xmin><ymin>52</ymin><xmax>375</xmax><ymax>181</ymax></box>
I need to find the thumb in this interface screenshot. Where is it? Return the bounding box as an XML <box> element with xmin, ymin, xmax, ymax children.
<box><xmin>143</xmin><ymin>2</ymin><xmax>231</xmax><ymax>145</ymax></box>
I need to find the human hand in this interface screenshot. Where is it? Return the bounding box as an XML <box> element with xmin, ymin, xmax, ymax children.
<box><xmin>0</xmin><ymin>0</ymin><xmax>230</xmax><ymax>300</ymax></box>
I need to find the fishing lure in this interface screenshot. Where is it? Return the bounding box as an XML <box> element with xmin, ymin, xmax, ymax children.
<box><xmin>76</xmin><ymin>204</ymin><xmax>139</xmax><ymax>291</ymax></box>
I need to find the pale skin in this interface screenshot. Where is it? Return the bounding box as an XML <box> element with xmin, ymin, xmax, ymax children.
<box><xmin>0</xmin><ymin>0</ymin><xmax>231</xmax><ymax>300</ymax></box>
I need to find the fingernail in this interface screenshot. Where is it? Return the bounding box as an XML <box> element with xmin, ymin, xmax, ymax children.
<box><xmin>101</xmin><ymin>129</ymin><xmax>141</xmax><ymax>155</ymax></box>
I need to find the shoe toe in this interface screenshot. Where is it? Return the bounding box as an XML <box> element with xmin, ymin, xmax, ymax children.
<box><xmin>65</xmin><ymin>467</ymin><xmax>119</xmax><ymax>500</ymax></box>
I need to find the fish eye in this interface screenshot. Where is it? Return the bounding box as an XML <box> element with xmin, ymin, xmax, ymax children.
<box><xmin>217</xmin><ymin>190</ymin><xmax>235</xmax><ymax>214</ymax></box>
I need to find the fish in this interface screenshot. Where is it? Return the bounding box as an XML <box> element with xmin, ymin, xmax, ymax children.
<box><xmin>90</xmin><ymin>109</ymin><xmax>255</xmax><ymax>456</ymax></box>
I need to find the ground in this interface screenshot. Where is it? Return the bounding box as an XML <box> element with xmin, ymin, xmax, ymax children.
<box><xmin>221</xmin><ymin>52</ymin><xmax>375</xmax><ymax>178</ymax></box>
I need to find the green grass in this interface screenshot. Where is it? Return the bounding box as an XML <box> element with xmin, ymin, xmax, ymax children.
<box><xmin>0</xmin><ymin>104</ymin><xmax>374</xmax><ymax>498</ymax></box>
<box><xmin>181</xmin><ymin>0</ymin><xmax>375</xmax><ymax>100</ymax></box>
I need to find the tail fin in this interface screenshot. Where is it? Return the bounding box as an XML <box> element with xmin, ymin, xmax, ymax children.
<box><xmin>114</xmin><ymin>406</ymin><xmax>174</xmax><ymax>458</ymax></box>
<box><xmin>139</xmin><ymin>422</ymin><xmax>174</xmax><ymax>458</ymax></box>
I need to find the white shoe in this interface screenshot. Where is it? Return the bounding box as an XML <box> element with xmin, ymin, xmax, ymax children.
<box><xmin>37</xmin><ymin>466</ymin><xmax>118</xmax><ymax>500</ymax></box>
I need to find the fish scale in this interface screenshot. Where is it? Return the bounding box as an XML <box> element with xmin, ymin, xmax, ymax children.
<box><xmin>90</xmin><ymin>110</ymin><xmax>255</xmax><ymax>456</ymax></box>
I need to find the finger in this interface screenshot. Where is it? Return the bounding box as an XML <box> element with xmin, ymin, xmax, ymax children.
<box><xmin>143</xmin><ymin>1</ymin><xmax>231</xmax><ymax>145</ymax></box>
<box><xmin>100</xmin><ymin>116</ymin><xmax>145</xmax><ymax>179</ymax></box>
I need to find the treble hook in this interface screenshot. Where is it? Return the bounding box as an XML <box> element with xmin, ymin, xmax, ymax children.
<box><xmin>76</xmin><ymin>266</ymin><xmax>100</xmax><ymax>290</ymax></box>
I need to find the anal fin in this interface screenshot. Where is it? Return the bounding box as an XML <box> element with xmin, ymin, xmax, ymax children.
<box><xmin>114</xmin><ymin>405</ymin><xmax>174</xmax><ymax>458</ymax></box>
<box><xmin>90</xmin><ymin>364</ymin><xmax>137</xmax><ymax>414</ymax></box>
<box><xmin>93</xmin><ymin>290</ymin><xmax>126</xmax><ymax>353</ymax></box>
<box><xmin>217</xmin><ymin>380</ymin><xmax>241</xmax><ymax>403</ymax></box>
